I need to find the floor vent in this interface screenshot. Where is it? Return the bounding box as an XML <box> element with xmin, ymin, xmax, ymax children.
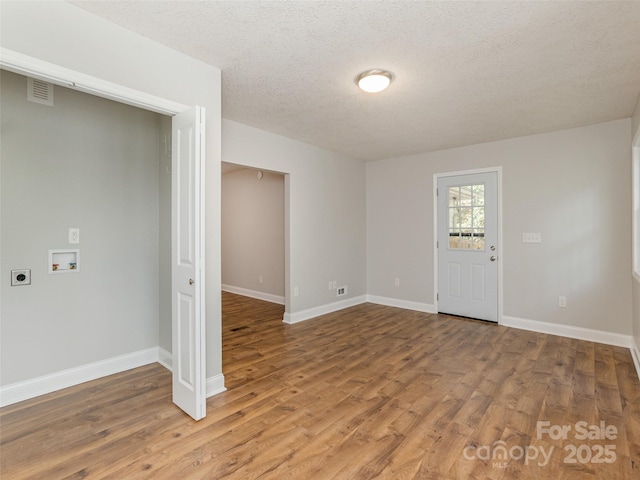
<box><xmin>27</xmin><ymin>77</ymin><xmax>54</xmax><ymax>106</ymax></box>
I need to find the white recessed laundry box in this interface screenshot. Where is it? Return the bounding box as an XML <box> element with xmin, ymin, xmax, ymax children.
<box><xmin>49</xmin><ymin>249</ymin><xmax>80</xmax><ymax>274</ymax></box>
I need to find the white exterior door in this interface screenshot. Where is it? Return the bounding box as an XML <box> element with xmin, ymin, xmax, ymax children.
<box><xmin>172</xmin><ymin>106</ymin><xmax>206</xmax><ymax>420</ymax></box>
<box><xmin>437</xmin><ymin>172</ymin><xmax>498</xmax><ymax>322</ymax></box>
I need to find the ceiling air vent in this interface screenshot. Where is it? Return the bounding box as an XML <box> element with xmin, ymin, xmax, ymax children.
<box><xmin>27</xmin><ymin>77</ymin><xmax>54</xmax><ymax>106</ymax></box>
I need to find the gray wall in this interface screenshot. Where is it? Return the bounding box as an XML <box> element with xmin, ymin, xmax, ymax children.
<box><xmin>158</xmin><ymin>116</ymin><xmax>172</xmax><ymax>354</ymax></box>
<box><xmin>222</xmin><ymin>120</ymin><xmax>367</xmax><ymax>313</ymax></box>
<box><xmin>2</xmin><ymin>0</ymin><xmax>222</xmax><ymax>383</ymax></box>
<box><xmin>222</xmin><ymin>168</ymin><xmax>285</xmax><ymax>299</ymax></box>
<box><xmin>367</xmin><ymin>119</ymin><xmax>632</xmax><ymax>335</ymax></box>
<box><xmin>1</xmin><ymin>70</ymin><xmax>165</xmax><ymax>385</ymax></box>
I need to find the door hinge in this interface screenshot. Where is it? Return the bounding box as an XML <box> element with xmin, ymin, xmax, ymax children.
<box><xmin>437</xmin><ymin>241</ymin><xmax>439</xmax><ymax>248</ymax></box>
<box><xmin>436</xmin><ymin>293</ymin><xmax>439</xmax><ymax>301</ymax></box>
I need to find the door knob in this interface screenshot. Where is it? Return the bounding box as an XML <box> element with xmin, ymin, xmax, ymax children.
<box><xmin>189</xmin><ymin>279</ymin><xmax>194</xmax><ymax>285</ymax></box>
<box><xmin>490</xmin><ymin>256</ymin><xmax>497</xmax><ymax>262</ymax></box>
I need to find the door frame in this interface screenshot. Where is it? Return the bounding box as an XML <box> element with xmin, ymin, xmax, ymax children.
<box><xmin>1</xmin><ymin>48</ymin><xmax>187</xmax><ymax>115</ymax></box>
<box><xmin>433</xmin><ymin>167</ymin><xmax>504</xmax><ymax>324</ymax></box>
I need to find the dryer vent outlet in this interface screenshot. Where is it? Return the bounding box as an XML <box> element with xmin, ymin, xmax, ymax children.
<box><xmin>11</xmin><ymin>269</ymin><xmax>31</xmax><ymax>286</ymax></box>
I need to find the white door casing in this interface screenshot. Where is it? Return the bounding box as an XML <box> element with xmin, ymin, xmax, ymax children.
<box><xmin>436</xmin><ymin>171</ymin><xmax>499</xmax><ymax>322</ymax></box>
<box><xmin>172</xmin><ymin>106</ymin><xmax>206</xmax><ymax>420</ymax></box>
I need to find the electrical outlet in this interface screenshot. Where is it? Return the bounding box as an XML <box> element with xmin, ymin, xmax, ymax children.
<box><xmin>69</xmin><ymin>228</ymin><xmax>80</xmax><ymax>244</ymax></box>
<box><xmin>329</xmin><ymin>281</ymin><xmax>333</xmax><ymax>290</ymax></box>
<box><xmin>558</xmin><ymin>296</ymin><xmax>566</xmax><ymax>308</ymax></box>
<box><xmin>294</xmin><ymin>287</ymin><xmax>299</xmax><ymax>297</ymax></box>
<box><xmin>394</xmin><ymin>278</ymin><xmax>400</xmax><ymax>287</ymax></box>
<box><xmin>11</xmin><ymin>269</ymin><xmax>31</xmax><ymax>286</ymax></box>
<box><xmin>259</xmin><ymin>275</ymin><xmax>263</xmax><ymax>284</ymax></box>
<box><xmin>337</xmin><ymin>286</ymin><xmax>347</xmax><ymax>297</ymax></box>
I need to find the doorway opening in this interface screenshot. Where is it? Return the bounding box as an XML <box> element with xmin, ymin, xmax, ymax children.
<box><xmin>221</xmin><ymin>163</ymin><xmax>286</xmax><ymax>306</ymax></box>
<box><xmin>220</xmin><ymin>162</ymin><xmax>289</xmax><ymax>384</ymax></box>
<box><xmin>1</xmin><ymin>52</ymin><xmax>208</xmax><ymax>420</ymax></box>
<box><xmin>1</xmin><ymin>69</ymin><xmax>172</xmax><ymax>393</ymax></box>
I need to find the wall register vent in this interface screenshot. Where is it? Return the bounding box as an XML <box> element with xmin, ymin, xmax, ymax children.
<box><xmin>27</xmin><ymin>77</ymin><xmax>54</xmax><ymax>106</ymax></box>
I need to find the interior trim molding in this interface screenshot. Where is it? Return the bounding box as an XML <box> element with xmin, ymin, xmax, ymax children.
<box><xmin>283</xmin><ymin>295</ymin><xmax>367</xmax><ymax>324</ymax></box>
<box><xmin>502</xmin><ymin>315</ymin><xmax>633</xmax><ymax>349</ymax></box>
<box><xmin>0</xmin><ymin>347</ymin><xmax>160</xmax><ymax>408</ymax></box>
<box><xmin>631</xmin><ymin>337</ymin><xmax>640</xmax><ymax>382</ymax></box>
<box><xmin>157</xmin><ymin>348</ymin><xmax>226</xmax><ymax>398</ymax></box>
<box><xmin>206</xmin><ymin>373</ymin><xmax>227</xmax><ymax>398</ymax></box>
<box><xmin>366</xmin><ymin>295</ymin><xmax>436</xmax><ymax>314</ymax></box>
<box><xmin>158</xmin><ymin>347</ymin><xmax>172</xmax><ymax>372</ymax></box>
<box><xmin>0</xmin><ymin>47</ymin><xmax>187</xmax><ymax>115</ymax></box>
<box><xmin>222</xmin><ymin>284</ymin><xmax>285</xmax><ymax>305</ymax></box>
<box><xmin>0</xmin><ymin>346</ymin><xmax>228</xmax><ymax>408</ymax></box>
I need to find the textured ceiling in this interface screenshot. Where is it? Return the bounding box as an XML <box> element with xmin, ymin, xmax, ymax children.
<box><xmin>72</xmin><ymin>1</ymin><xmax>640</xmax><ymax>161</ymax></box>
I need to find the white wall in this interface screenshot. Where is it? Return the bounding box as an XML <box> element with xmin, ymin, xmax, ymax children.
<box><xmin>222</xmin><ymin>120</ymin><xmax>366</xmax><ymax>315</ymax></box>
<box><xmin>367</xmin><ymin>119</ymin><xmax>632</xmax><ymax>335</ymax></box>
<box><xmin>222</xmin><ymin>168</ymin><xmax>285</xmax><ymax>301</ymax></box>
<box><xmin>0</xmin><ymin>71</ymin><xmax>163</xmax><ymax>384</ymax></box>
<box><xmin>1</xmin><ymin>1</ymin><xmax>222</xmax><ymax>380</ymax></box>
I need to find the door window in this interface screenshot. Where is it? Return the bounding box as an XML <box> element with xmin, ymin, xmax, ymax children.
<box><xmin>448</xmin><ymin>184</ymin><xmax>485</xmax><ymax>250</ymax></box>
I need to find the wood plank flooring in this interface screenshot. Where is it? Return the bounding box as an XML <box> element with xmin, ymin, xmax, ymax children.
<box><xmin>1</xmin><ymin>292</ymin><xmax>639</xmax><ymax>479</ymax></box>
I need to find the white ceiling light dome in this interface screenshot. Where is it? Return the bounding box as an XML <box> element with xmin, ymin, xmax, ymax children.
<box><xmin>356</xmin><ymin>69</ymin><xmax>394</xmax><ymax>93</ymax></box>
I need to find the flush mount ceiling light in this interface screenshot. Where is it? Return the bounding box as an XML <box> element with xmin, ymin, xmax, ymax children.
<box><xmin>355</xmin><ymin>69</ymin><xmax>394</xmax><ymax>93</ymax></box>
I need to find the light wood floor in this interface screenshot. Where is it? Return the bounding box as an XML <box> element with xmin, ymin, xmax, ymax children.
<box><xmin>2</xmin><ymin>292</ymin><xmax>639</xmax><ymax>479</ymax></box>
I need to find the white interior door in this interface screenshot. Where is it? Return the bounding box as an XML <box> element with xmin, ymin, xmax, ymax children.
<box><xmin>172</xmin><ymin>106</ymin><xmax>206</xmax><ymax>420</ymax></box>
<box><xmin>437</xmin><ymin>172</ymin><xmax>498</xmax><ymax>322</ymax></box>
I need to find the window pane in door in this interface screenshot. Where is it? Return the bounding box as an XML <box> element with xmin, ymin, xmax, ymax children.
<box><xmin>472</xmin><ymin>185</ymin><xmax>485</xmax><ymax>205</ymax></box>
<box><xmin>473</xmin><ymin>231</ymin><xmax>485</xmax><ymax>250</ymax></box>
<box><xmin>460</xmin><ymin>185</ymin><xmax>473</xmax><ymax>206</ymax></box>
<box><xmin>448</xmin><ymin>183</ymin><xmax>486</xmax><ymax>251</ymax></box>
<box><xmin>449</xmin><ymin>186</ymin><xmax>460</xmax><ymax>207</ymax></box>
<box><xmin>473</xmin><ymin>207</ymin><xmax>485</xmax><ymax>228</ymax></box>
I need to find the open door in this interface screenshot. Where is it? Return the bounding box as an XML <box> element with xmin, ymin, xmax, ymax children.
<box><xmin>171</xmin><ymin>106</ymin><xmax>206</xmax><ymax>420</ymax></box>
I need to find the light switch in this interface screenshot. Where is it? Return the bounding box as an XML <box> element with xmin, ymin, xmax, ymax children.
<box><xmin>522</xmin><ymin>233</ymin><xmax>541</xmax><ymax>243</ymax></box>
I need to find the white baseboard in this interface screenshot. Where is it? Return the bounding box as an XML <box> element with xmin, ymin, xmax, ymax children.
<box><xmin>502</xmin><ymin>315</ymin><xmax>633</xmax><ymax>349</ymax></box>
<box><xmin>0</xmin><ymin>347</ymin><xmax>160</xmax><ymax>408</ymax></box>
<box><xmin>222</xmin><ymin>284</ymin><xmax>285</xmax><ymax>305</ymax></box>
<box><xmin>283</xmin><ymin>295</ymin><xmax>367</xmax><ymax>324</ymax></box>
<box><xmin>206</xmin><ymin>373</ymin><xmax>227</xmax><ymax>397</ymax></box>
<box><xmin>366</xmin><ymin>295</ymin><xmax>436</xmax><ymax>314</ymax></box>
<box><xmin>157</xmin><ymin>348</ymin><xmax>226</xmax><ymax>398</ymax></box>
<box><xmin>631</xmin><ymin>337</ymin><xmax>640</xmax><ymax>381</ymax></box>
<box><xmin>157</xmin><ymin>347</ymin><xmax>172</xmax><ymax>371</ymax></box>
